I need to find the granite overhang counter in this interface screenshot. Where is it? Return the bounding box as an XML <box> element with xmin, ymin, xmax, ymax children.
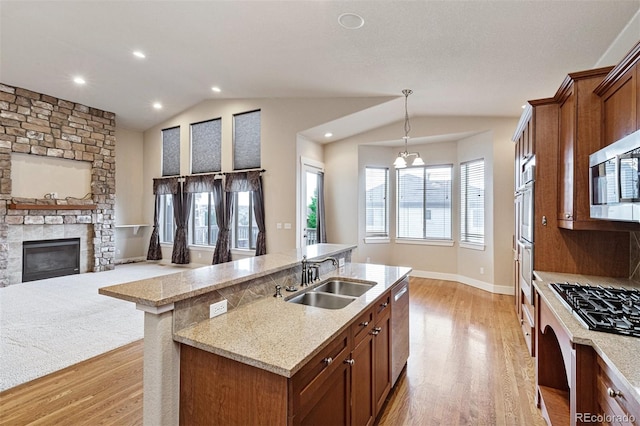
<box><xmin>534</xmin><ymin>270</ymin><xmax>640</xmax><ymax>405</ymax></box>
<box><xmin>99</xmin><ymin>243</ymin><xmax>356</xmax><ymax>308</ymax></box>
<box><xmin>173</xmin><ymin>262</ymin><xmax>411</xmax><ymax>378</ymax></box>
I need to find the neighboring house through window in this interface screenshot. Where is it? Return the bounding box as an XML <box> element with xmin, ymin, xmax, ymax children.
<box><xmin>397</xmin><ymin>165</ymin><xmax>452</xmax><ymax>241</ymax></box>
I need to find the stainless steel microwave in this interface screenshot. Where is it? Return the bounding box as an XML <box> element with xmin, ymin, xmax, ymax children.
<box><xmin>589</xmin><ymin>129</ymin><xmax>640</xmax><ymax>222</ymax></box>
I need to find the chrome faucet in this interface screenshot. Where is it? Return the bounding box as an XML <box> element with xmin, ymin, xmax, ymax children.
<box><xmin>301</xmin><ymin>255</ymin><xmax>338</xmax><ymax>286</ymax></box>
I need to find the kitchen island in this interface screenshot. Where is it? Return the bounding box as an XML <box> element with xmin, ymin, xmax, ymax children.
<box><xmin>100</xmin><ymin>244</ymin><xmax>410</xmax><ymax>426</ymax></box>
<box><xmin>533</xmin><ymin>271</ymin><xmax>640</xmax><ymax>425</ymax></box>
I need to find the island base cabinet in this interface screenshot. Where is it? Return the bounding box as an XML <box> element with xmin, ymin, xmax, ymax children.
<box><xmin>179</xmin><ymin>344</ymin><xmax>288</xmax><ymax>425</ymax></box>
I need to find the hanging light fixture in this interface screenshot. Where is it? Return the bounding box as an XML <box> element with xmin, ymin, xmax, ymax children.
<box><xmin>394</xmin><ymin>89</ymin><xmax>424</xmax><ymax>168</ymax></box>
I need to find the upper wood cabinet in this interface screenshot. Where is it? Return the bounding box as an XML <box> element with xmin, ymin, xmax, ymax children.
<box><xmin>555</xmin><ymin>68</ymin><xmax>614</xmax><ymax>230</ymax></box>
<box><xmin>595</xmin><ymin>41</ymin><xmax>640</xmax><ymax>146</ymax></box>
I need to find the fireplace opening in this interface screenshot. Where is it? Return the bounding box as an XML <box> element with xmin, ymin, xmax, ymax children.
<box><xmin>22</xmin><ymin>238</ymin><xmax>80</xmax><ymax>282</ymax></box>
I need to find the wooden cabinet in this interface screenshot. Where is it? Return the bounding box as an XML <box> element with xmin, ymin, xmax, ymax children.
<box><xmin>291</xmin><ymin>330</ymin><xmax>352</xmax><ymax>425</ymax></box>
<box><xmin>373</xmin><ymin>294</ymin><xmax>391</xmax><ymax>414</ymax></box>
<box><xmin>596</xmin><ymin>355</ymin><xmax>640</xmax><ymax>425</ymax></box>
<box><xmin>179</xmin><ymin>287</ymin><xmax>400</xmax><ymax>426</ymax></box>
<box><xmin>350</xmin><ymin>308</ymin><xmax>375</xmax><ymax>426</ymax></box>
<box><xmin>595</xmin><ymin>41</ymin><xmax>640</xmax><ymax>147</ymax></box>
<box><xmin>555</xmin><ymin>67</ymin><xmax>628</xmax><ymax>230</ymax></box>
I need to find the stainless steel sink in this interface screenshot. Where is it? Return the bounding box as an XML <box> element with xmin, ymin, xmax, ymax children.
<box><xmin>287</xmin><ymin>291</ymin><xmax>355</xmax><ymax>309</ymax></box>
<box><xmin>313</xmin><ymin>280</ymin><xmax>375</xmax><ymax>297</ymax></box>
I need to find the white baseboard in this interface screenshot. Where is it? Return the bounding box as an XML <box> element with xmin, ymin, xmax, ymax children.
<box><xmin>409</xmin><ymin>270</ymin><xmax>514</xmax><ymax>295</ymax></box>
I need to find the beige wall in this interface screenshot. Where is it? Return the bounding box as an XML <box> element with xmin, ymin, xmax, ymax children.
<box><xmin>141</xmin><ymin>97</ymin><xmax>393</xmax><ymax>259</ymax></box>
<box><xmin>115</xmin><ymin>127</ymin><xmax>146</xmax><ymax>261</ymax></box>
<box><xmin>324</xmin><ymin>116</ymin><xmax>518</xmax><ymax>293</ymax></box>
<box><xmin>10</xmin><ymin>153</ymin><xmax>92</xmax><ymax>199</ymax></box>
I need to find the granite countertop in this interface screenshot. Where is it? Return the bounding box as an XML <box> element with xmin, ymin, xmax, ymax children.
<box><xmin>99</xmin><ymin>243</ymin><xmax>356</xmax><ymax>307</ymax></box>
<box><xmin>173</xmin><ymin>262</ymin><xmax>411</xmax><ymax>378</ymax></box>
<box><xmin>534</xmin><ymin>270</ymin><xmax>640</xmax><ymax>404</ymax></box>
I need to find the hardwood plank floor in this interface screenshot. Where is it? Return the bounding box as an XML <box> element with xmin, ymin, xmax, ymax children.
<box><xmin>0</xmin><ymin>277</ymin><xmax>544</xmax><ymax>425</ymax></box>
<box><xmin>378</xmin><ymin>278</ymin><xmax>545</xmax><ymax>426</ymax></box>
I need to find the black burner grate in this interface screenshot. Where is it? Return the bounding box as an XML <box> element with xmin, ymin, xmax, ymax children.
<box><xmin>550</xmin><ymin>283</ymin><xmax>640</xmax><ymax>338</ymax></box>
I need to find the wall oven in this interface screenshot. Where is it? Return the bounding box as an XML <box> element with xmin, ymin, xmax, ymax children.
<box><xmin>590</xmin><ymin>129</ymin><xmax>640</xmax><ymax>222</ymax></box>
<box><xmin>517</xmin><ymin>158</ymin><xmax>534</xmax><ymax>303</ymax></box>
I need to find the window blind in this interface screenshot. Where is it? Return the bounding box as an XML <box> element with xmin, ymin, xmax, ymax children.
<box><xmin>233</xmin><ymin>110</ymin><xmax>261</xmax><ymax>170</ymax></box>
<box><xmin>397</xmin><ymin>165</ymin><xmax>452</xmax><ymax>240</ymax></box>
<box><xmin>162</xmin><ymin>126</ymin><xmax>180</xmax><ymax>176</ymax></box>
<box><xmin>191</xmin><ymin>118</ymin><xmax>221</xmax><ymax>173</ymax></box>
<box><xmin>460</xmin><ymin>159</ymin><xmax>485</xmax><ymax>244</ymax></box>
<box><xmin>365</xmin><ymin>167</ymin><xmax>388</xmax><ymax>237</ymax></box>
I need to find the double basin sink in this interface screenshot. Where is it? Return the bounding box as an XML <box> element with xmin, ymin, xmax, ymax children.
<box><xmin>287</xmin><ymin>280</ymin><xmax>375</xmax><ymax>309</ymax></box>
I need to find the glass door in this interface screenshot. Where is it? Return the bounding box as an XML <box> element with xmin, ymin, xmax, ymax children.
<box><xmin>300</xmin><ymin>160</ymin><xmax>324</xmax><ymax>247</ymax></box>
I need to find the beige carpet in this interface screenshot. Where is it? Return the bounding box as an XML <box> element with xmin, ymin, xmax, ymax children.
<box><xmin>0</xmin><ymin>262</ymin><xmax>196</xmax><ymax>391</ymax></box>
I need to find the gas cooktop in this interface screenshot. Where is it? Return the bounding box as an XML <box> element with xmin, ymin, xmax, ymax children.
<box><xmin>550</xmin><ymin>282</ymin><xmax>640</xmax><ymax>338</ymax></box>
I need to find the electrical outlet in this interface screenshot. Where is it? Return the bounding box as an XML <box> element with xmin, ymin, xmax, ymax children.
<box><xmin>480</xmin><ymin>267</ymin><xmax>485</xmax><ymax>275</ymax></box>
<box><xmin>338</xmin><ymin>258</ymin><xmax>345</xmax><ymax>267</ymax></box>
<box><xmin>197</xmin><ymin>252</ymin><xmax>202</xmax><ymax>259</ymax></box>
<box><xmin>209</xmin><ymin>300</ymin><xmax>227</xmax><ymax>318</ymax></box>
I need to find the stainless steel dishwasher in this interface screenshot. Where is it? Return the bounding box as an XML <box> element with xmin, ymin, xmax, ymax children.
<box><xmin>391</xmin><ymin>277</ymin><xmax>410</xmax><ymax>386</ymax></box>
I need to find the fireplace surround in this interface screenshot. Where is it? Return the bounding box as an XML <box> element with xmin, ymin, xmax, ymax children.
<box><xmin>0</xmin><ymin>83</ymin><xmax>116</xmax><ymax>287</ymax></box>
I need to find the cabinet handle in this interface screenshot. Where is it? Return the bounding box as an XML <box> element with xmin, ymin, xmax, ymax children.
<box><xmin>520</xmin><ymin>319</ymin><xmax>524</xmax><ymax>325</ymax></box>
<box><xmin>565</xmin><ymin>213</ymin><xmax>573</xmax><ymax>219</ymax></box>
<box><xmin>607</xmin><ymin>387</ymin><xmax>621</xmax><ymax>398</ymax></box>
<box><xmin>380</xmin><ymin>302</ymin><xmax>389</xmax><ymax>308</ymax></box>
<box><xmin>344</xmin><ymin>359</ymin><xmax>355</xmax><ymax>366</ymax></box>
<box><xmin>525</xmin><ymin>332</ymin><xmax>530</xmax><ymax>336</ymax></box>
<box><xmin>370</xmin><ymin>330</ymin><xmax>379</xmax><ymax>336</ymax></box>
<box><xmin>323</xmin><ymin>357</ymin><xmax>333</xmax><ymax>366</ymax></box>
<box><xmin>374</xmin><ymin>327</ymin><xmax>382</xmax><ymax>332</ymax></box>
<box><xmin>360</xmin><ymin>321</ymin><xmax>369</xmax><ymax>327</ymax></box>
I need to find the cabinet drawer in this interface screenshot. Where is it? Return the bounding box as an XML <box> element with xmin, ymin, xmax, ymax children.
<box><xmin>291</xmin><ymin>329</ymin><xmax>351</xmax><ymax>414</ymax></box>
<box><xmin>520</xmin><ymin>314</ymin><xmax>533</xmax><ymax>356</ymax></box>
<box><xmin>596</xmin><ymin>356</ymin><xmax>640</xmax><ymax>425</ymax></box>
<box><xmin>375</xmin><ymin>292</ymin><xmax>391</xmax><ymax>319</ymax></box>
<box><xmin>352</xmin><ymin>306</ymin><xmax>374</xmax><ymax>346</ymax></box>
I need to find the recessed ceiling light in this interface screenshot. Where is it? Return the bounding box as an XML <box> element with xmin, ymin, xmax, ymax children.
<box><xmin>73</xmin><ymin>76</ymin><xmax>86</xmax><ymax>85</ymax></box>
<box><xmin>133</xmin><ymin>51</ymin><xmax>146</xmax><ymax>59</ymax></box>
<box><xmin>153</xmin><ymin>102</ymin><xmax>162</xmax><ymax>110</ymax></box>
<box><xmin>211</xmin><ymin>86</ymin><xmax>221</xmax><ymax>93</ymax></box>
<box><xmin>324</xmin><ymin>132</ymin><xmax>333</xmax><ymax>138</ymax></box>
<box><xmin>338</xmin><ymin>12</ymin><xmax>364</xmax><ymax>30</ymax></box>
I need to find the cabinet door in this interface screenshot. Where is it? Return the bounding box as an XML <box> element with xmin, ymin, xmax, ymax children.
<box><xmin>291</xmin><ymin>330</ymin><xmax>351</xmax><ymax>425</ymax></box>
<box><xmin>602</xmin><ymin>64</ymin><xmax>637</xmax><ymax>146</ymax></box>
<box><xmin>373</xmin><ymin>310</ymin><xmax>391</xmax><ymax>415</ymax></box>
<box><xmin>558</xmin><ymin>89</ymin><xmax>575</xmax><ymax>222</ymax></box>
<box><xmin>351</xmin><ymin>332</ymin><xmax>374</xmax><ymax>426</ymax></box>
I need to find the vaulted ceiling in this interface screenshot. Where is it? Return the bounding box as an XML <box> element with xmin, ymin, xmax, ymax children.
<box><xmin>1</xmin><ymin>1</ymin><xmax>638</xmax><ymax>141</ymax></box>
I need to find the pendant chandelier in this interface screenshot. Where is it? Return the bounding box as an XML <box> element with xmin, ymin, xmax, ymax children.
<box><xmin>393</xmin><ymin>89</ymin><xmax>424</xmax><ymax>168</ymax></box>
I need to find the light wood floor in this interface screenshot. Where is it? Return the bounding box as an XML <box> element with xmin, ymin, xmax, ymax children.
<box><xmin>0</xmin><ymin>277</ymin><xmax>545</xmax><ymax>425</ymax></box>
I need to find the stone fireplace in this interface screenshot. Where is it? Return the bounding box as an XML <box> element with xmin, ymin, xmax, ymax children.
<box><xmin>0</xmin><ymin>83</ymin><xmax>116</xmax><ymax>286</ymax></box>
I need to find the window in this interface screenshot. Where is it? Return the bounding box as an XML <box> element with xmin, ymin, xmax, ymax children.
<box><xmin>160</xmin><ymin>192</ymin><xmax>219</xmax><ymax>247</ymax></box>
<box><xmin>161</xmin><ymin>126</ymin><xmax>180</xmax><ymax>176</ymax></box>
<box><xmin>397</xmin><ymin>165</ymin><xmax>452</xmax><ymax>240</ymax></box>
<box><xmin>191</xmin><ymin>118</ymin><xmax>222</xmax><ymax>174</ymax></box>
<box><xmin>191</xmin><ymin>192</ymin><xmax>218</xmax><ymax>246</ymax></box>
<box><xmin>159</xmin><ymin>194</ymin><xmax>174</xmax><ymax>243</ymax></box>
<box><xmin>365</xmin><ymin>167</ymin><xmax>389</xmax><ymax>238</ymax></box>
<box><xmin>234</xmin><ymin>192</ymin><xmax>259</xmax><ymax>250</ymax></box>
<box><xmin>460</xmin><ymin>159</ymin><xmax>485</xmax><ymax>245</ymax></box>
<box><xmin>233</xmin><ymin>110</ymin><xmax>261</xmax><ymax>170</ymax></box>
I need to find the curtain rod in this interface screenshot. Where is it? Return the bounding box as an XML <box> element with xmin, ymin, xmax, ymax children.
<box><xmin>157</xmin><ymin>169</ymin><xmax>266</xmax><ymax>180</ymax></box>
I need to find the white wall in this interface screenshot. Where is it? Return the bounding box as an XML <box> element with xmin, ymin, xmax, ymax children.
<box><xmin>325</xmin><ymin>116</ymin><xmax>518</xmax><ymax>293</ymax></box>
<box><xmin>141</xmin><ymin>96</ymin><xmax>393</xmax><ymax>261</ymax></box>
<box><xmin>114</xmin><ymin>127</ymin><xmax>146</xmax><ymax>262</ymax></box>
